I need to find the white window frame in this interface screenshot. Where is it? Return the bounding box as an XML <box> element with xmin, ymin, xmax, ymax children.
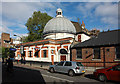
<box><xmin>43</xmin><ymin>50</ymin><xmax>47</xmax><ymax>58</ymax></box>
<box><xmin>76</xmin><ymin>49</ymin><xmax>82</xmax><ymax>60</ymax></box>
<box><xmin>28</xmin><ymin>51</ymin><xmax>33</xmax><ymax>57</ymax></box>
<box><xmin>92</xmin><ymin>48</ymin><xmax>101</xmax><ymax>60</ymax></box>
<box><xmin>114</xmin><ymin>46</ymin><xmax>120</xmax><ymax>61</ymax></box>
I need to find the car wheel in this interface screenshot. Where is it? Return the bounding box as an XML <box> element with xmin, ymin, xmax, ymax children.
<box><xmin>68</xmin><ymin>70</ymin><xmax>75</xmax><ymax>77</ymax></box>
<box><xmin>98</xmin><ymin>74</ymin><xmax>107</xmax><ymax>82</ymax></box>
<box><xmin>50</xmin><ymin>68</ymin><xmax>55</xmax><ymax>73</ymax></box>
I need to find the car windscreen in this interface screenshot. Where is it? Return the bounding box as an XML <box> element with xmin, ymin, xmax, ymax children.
<box><xmin>57</xmin><ymin>61</ymin><xmax>64</xmax><ymax>66</ymax></box>
<box><xmin>76</xmin><ymin>62</ymin><xmax>83</xmax><ymax>66</ymax></box>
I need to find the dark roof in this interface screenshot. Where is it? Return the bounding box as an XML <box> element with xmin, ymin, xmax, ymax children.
<box><xmin>16</xmin><ymin>38</ymin><xmax>71</xmax><ymax>47</ymax></box>
<box><xmin>72</xmin><ymin>29</ymin><xmax>120</xmax><ymax>48</ymax></box>
<box><xmin>24</xmin><ymin>41</ymin><xmax>50</xmax><ymax>46</ymax></box>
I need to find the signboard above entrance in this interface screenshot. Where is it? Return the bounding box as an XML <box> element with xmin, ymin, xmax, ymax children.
<box><xmin>9</xmin><ymin>48</ymin><xmax>16</xmax><ymax>51</ymax></box>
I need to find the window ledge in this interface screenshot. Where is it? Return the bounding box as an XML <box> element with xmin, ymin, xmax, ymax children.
<box><xmin>34</xmin><ymin>57</ymin><xmax>40</xmax><ymax>58</ymax></box>
<box><xmin>41</xmin><ymin>57</ymin><xmax>48</xmax><ymax>59</ymax></box>
<box><xmin>114</xmin><ymin>59</ymin><xmax>120</xmax><ymax>61</ymax></box>
<box><xmin>76</xmin><ymin>58</ymin><xmax>83</xmax><ymax>60</ymax></box>
<box><xmin>92</xmin><ymin>59</ymin><xmax>101</xmax><ymax>61</ymax></box>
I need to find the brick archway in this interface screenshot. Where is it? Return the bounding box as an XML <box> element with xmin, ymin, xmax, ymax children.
<box><xmin>58</xmin><ymin>48</ymin><xmax>68</xmax><ymax>61</ymax></box>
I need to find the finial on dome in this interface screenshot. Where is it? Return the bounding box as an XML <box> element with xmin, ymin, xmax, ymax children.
<box><xmin>56</xmin><ymin>8</ymin><xmax>63</xmax><ymax>17</ymax></box>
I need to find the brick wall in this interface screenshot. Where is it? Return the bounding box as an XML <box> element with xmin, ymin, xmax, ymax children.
<box><xmin>72</xmin><ymin>46</ymin><xmax>120</xmax><ymax>67</ymax></box>
<box><xmin>10</xmin><ymin>38</ymin><xmax>13</xmax><ymax>43</ymax></box>
<box><xmin>1</xmin><ymin>33</ymin><xmax>10</xmax><ymax>48</ymax></box>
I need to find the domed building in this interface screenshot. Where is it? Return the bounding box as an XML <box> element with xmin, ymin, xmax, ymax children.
<box><xmin>43</xmin><ymin>8</ymin><xmax>76</xmax><ymax>40</ymax></box>
<box><xmin>15</xmin><ymin>8</ymin><xmax>90</xmax><ymax>65</ymax></box>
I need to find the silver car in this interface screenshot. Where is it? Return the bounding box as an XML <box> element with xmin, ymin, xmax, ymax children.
<box><xmin>49</xmin><ymin>61</ymin><xmax>85</xmax><ymax>76</ymax></box>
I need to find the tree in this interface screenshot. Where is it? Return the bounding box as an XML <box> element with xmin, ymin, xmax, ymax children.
<box><xmin>25</xmin><ymin>11</ymin><xmax>52</xmax><ymax>42</ymax></box>
<box><xmin>2</xmin><ymin>47</ymin><xmax>9</xmax><ymax>58</ymax></box>
<box><xmin>2</xmin><ymin>47</ymin><xmax>15</xmax><ymax>63</ymax></box>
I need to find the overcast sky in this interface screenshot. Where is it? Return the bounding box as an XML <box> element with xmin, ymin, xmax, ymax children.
<box><xmin>0</xmin><ymin>0</ymin><xmax>119</xmax><ymax>39</ymax></box>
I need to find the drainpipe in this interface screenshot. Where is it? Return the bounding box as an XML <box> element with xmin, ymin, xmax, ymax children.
<box><xmin>103</xmin><ymin>47</ymin><xmax>105</xmax><ymax>68</ymax></box>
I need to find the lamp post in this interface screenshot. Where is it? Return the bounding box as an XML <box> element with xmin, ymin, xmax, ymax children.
<box><xmin>14</xmin><ymin>34</ymin><xmax>25</xmax><ymax>64</ymax></box>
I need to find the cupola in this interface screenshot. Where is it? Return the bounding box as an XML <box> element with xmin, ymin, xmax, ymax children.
<box><xmin>56</xmin><ymin>8</ymin><xmax>63</xmax><ymax>17</ymax></box>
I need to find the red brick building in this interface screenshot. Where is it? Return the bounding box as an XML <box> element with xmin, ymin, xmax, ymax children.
<box><xmin>71</xmin><ymin>30</ymin><xmax>120</xmax><ymax>68</ymax></box>
<box><xmin>1</xmin><ymin>33</ymin><xmax>13</xmax><ymax>48</ymax></box>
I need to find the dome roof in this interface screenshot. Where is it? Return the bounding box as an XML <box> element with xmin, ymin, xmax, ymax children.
<box><xmin>43</xmin><ymin>17</ymin><xmax>76</xmax><ymax>34</ymax></box>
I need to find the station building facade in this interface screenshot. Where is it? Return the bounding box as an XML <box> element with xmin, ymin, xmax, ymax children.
<box><xmin>15</xmin><ymin>8</ymin><xmax>90</xmax><ymax>64</ymax></box>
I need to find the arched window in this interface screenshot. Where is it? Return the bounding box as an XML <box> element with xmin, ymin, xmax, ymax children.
<box><xmin>60</xmin><ymin>49</ymin><xmax>68</xmax><ymax>54</ymax></box>
<box><xmin>58</xmin><ymin>12</ymin><xmax>61</xmax><ymax>15</ymax></box>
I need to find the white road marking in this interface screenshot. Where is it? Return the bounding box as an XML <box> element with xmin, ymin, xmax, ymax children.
<box><xmin>42</xmin><ymin>74</ymin><xmax>74</xmax><ymax>82</ymax></box>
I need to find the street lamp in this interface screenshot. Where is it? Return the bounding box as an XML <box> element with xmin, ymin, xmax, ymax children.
<box><xmin>14</xmin><ymin>34</ymin><xmax>25</xmax><ymax>64</ymax></box>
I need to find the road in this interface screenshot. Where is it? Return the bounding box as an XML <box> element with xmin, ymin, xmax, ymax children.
<box><xmin>37</xmin><ymin>69</ymin><xmax>98</xmax><ymax>83</ymax></box>
<box><xmin>2</xmin><ymin>64</ymin><xmax>119</xmax><ymax>84</ymax></box>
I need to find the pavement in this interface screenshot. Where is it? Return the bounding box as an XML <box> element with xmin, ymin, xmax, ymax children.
<box><xmin>13</xmin><ymin>62</ymin><xmax>94</xmax><ymax>75</ymax></box>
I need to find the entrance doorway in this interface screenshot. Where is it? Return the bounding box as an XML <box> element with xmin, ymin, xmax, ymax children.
<box><xmin>60</xmin><ymin>55</ymin><xmax>66</xmax><ymax>61</ymax></box>
<box><xmin>59</xmin><ymin>48</ymin><xmax>68</xmax><ymax>61</ymax></box>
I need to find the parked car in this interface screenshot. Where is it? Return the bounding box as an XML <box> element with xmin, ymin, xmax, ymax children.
<box><xmin>93</xmin><ymin>64</ymin><xmax>120</xmax><ymax>82</ymax></box>
<box><xmin>49</xmin><ymin>61</ymin><xmax>85</xmax><ymax>76</ymax></box>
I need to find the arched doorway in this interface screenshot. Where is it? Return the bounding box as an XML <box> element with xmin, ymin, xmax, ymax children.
<box><xmin>59</xmin><ymin>49</ymin><xmax>68</xmax><ymax>61</ymax></box>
